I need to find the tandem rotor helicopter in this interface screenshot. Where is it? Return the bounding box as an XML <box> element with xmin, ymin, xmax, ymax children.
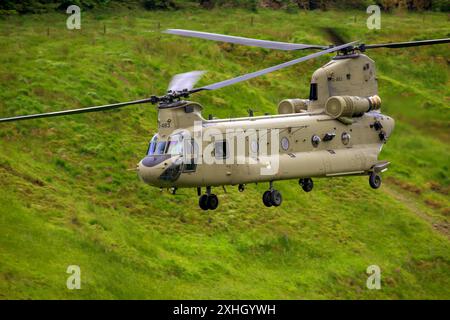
<box><xmin>1</xmin><ymin>29</ymin><xmax>449</xmax><ymax>210</ymax></box>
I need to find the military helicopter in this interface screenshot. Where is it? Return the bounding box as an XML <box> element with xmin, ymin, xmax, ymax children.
<box><xmin>1</xmin><ymin>29</ymin><xmax>449</xmax><ymax>210</ymax></box>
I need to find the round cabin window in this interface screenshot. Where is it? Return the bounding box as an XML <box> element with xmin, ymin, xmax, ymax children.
<box><xmin>311</xmin><ymin>135</ymin><xmax>321</xmax><ymax>148</ymax></box>
<box><xmin>341</xmin><ymin>132</ymin><xmax>351</xmax><ymax>145</ymax></box>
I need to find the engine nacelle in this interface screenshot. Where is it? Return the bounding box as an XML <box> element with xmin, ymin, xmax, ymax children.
<box><xmin>325</xmin><ymin>95</ymin><xmax>381</xmax><ymax>118</ymax></box>
<box><xmin>278</xmin><ymin>99</ymin><xmax>309</xmax><ymax>114</ymax></box>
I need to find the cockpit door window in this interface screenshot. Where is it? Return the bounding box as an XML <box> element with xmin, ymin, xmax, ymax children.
<box><xmin>167</xmin><ymin>134</ymin><xmax>184</xmax><ymax>156</ymax></box>
<box><xmin>183</xmin><ymin>138</ymin><xmax>198</xmax><ymax>172</ymax></box>
<box><xmin>215</xmin><ymin>140</ymin><xmax>229</xmax><ymax>160</ymax></box>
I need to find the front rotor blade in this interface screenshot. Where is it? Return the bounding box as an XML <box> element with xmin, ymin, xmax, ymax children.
<box><xmin>193</xmin><ymin>41</ymin><xmax>357</xmax><ymax>92</ymax></box>
<box><xmin>364</xmin><ymin>38</ymin><xmax>450</xmax><ymax>49</ymax></box>
<box><xmin>0</xmin><ymin>98</ymin><xmax>153</xmax><ymax>123</ymax></box>
<box><xmin>165</xmin><ymin>29</ymin><xmax>327</xmax><ymax>51</ymax></box>
<box><xmin>168</xmin><ymin>70</ymin><xmax>206</xmax><ymax>92</ymax></box>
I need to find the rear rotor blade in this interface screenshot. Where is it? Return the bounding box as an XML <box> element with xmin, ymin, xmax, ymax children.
<box><xmin>0</xmin><ymin>98</ymin><xmax>153</xmax><ymax>123</ymax></box>
<box><xmin>364</xmin><ymin>38</ymin><xmax>450</xmax><ymax>49</ymax></box>
<box><xmin>165</xmin><ymin>29</ymin><xmax>327</xmax><ymax>51</ymax></box>
<box><xmin>193</xmin><ymin>41</ymin><xmax>358</xmax><ymax>92</ymax></box>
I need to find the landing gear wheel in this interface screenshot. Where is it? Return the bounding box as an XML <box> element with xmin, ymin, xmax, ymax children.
<box><xmin>262</xmin><ymin>191</ymin><xmax>273</xmax><ymax>207</ymax></box>
<box><xmin>199</xmin><ymin>194</ymin><xmax>209</xmax><ymax>210</ymax></box>
<box><xmin>207</xmin><ymin>194</ymin><xmax>219</xmax><ymax>210</ymax></box>
<box><xmin>369</xmin><ymin>173</ymin><xmax>382</xmax><ymax>189</ymax></box>
<box><xmin>270</xmin><ymin>190</ymin><xmax>282</xmax><ymax>207</ymax></box>
<box><xmin>299</xmin><ymin>178</ymin><xmax>313</xmax><ymax>192</ymax></box>
<box><xmin>238</xmin><ymin>184</ymin><xmax>245</xmax><ymax>192</ymax></box>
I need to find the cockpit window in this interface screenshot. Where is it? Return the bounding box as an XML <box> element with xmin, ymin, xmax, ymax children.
<box><xmin>147</xmin><ymin>134</ymin><xmax>158</xmax><ymax>156</ymax></box>
<box><xmin>167</xmin><ymin>134</ymin><xmax>184</xmax><ymax>156</ymax></box>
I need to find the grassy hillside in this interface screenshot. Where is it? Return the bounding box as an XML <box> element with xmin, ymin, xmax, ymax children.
<box><xmin>0</xmin><ymin>8</ymin><xmax>449</xmax><ymax>299</ymax></box>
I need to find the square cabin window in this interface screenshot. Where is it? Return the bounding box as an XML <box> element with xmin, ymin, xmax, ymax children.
<box><xmin>215</xmin><ymin>140</ymin><xmax>228</xmax><ymax>160</ymax></box>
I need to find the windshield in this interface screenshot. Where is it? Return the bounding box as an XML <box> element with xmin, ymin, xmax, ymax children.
<box><xmin>146</xmin><ymin>133</ymin><xmax>185</xmax><ymax>156</ymax></box>
<box><xmin>155</xmin><ymin>141</ymin><xmax>167</xmax><ymax>155</ymax></box>
<box><xmin>166</xmin><ymin>134</ymin><xmax>184</xmax><ymax>156</ymax></box>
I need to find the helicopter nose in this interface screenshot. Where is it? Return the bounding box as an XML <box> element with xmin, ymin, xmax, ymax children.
<box><xmin>137</xmin><ymin>155</ymin><xmax>171</xmax><ymax>185</ymax></box>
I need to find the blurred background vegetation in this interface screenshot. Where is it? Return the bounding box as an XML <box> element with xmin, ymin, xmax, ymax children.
<box><xmin>0</xmin><ymin>0</ymin><xmax>449</xmax><ymax>14</ymax></box>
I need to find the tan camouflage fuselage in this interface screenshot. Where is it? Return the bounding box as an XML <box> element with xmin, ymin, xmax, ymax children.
<box><xmin>137</xmin><ymin>53</ymin><xmax>395</xmax><ymax>188</ymax></box>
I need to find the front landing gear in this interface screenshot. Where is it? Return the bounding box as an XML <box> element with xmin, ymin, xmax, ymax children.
<box><xmin>199</xmin><ymin>187</ymin><xmax>219</xmax><ymax>210</ymax></box>
<box><xmin>262</xmin><ymin>182</ymin><xmax>282</xmax><ymax>207</ymax></box>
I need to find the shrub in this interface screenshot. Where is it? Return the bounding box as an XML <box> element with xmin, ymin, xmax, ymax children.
<box><xmin>431</xmin><ymin>0</ymin><xmax>450</xmax><ymax>11</ymax></box>
<box><xmin>142</xmin><ymin>0</ymin><xmax>177</xmax><ymax>10</ymax></box>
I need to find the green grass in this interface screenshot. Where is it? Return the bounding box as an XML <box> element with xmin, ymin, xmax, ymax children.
<box><xmin>0</xmin><ymin>8</ymin><xmax>449</xmax><ymax>299</ymax></box>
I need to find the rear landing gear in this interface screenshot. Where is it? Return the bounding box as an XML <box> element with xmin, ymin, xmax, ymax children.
<box><xmin>199</xmin><ymin>186</ymin><xmax>219</xmax><ymax>210</ymax></box>
<box><xmin>369</xmin><ymin>172</ymin><xmax>382</xmax><ymax>189</ymax></box>
<box><xmin>262</xmin><ymin>182</ymin><xmax>282</xmax><ymax>207</ymax></box>
<box><xmin>299</xmin><ymin>178</ymin><xmax>313</xmax><ymax>192</ymax></box>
